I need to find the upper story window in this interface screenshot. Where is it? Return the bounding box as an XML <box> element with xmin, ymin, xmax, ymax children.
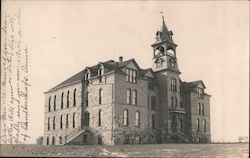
<box><xmin>197</xmin><ymin>88</ymin><xmax>203</xmax><ymax>99</ymax></box>
<box><xmin>180</xmin><ymin>101</ymin><xmax>183</xmax><ymax>108</ymax></box>
<box><xmin>61</xmin><ymin>92</ymin><xmax>64</xmax><ymax>109</ymax></box>
<box><xmin>135</xmin><ymin>111</ymin><xmax>140</xmax><ymax>127</ymax></box>
<box><xmin>67</xmin><ymin>91</ymin><xmax>70</xmax><ymax>108</ymax></box>
<box><xmin>126</xmin><ymin>89</ymin><xmax>131</xmax><ymax>104</ymax></box>
<box><xmin>99</xmin><ymin>88</ymin><xmax>103</xmax><ymax>104</ymax></box>
<box><xmin>123</xmin><ymin>109</ymin><xmax>128</xmax><ymax>126</ymax></box>
<box><xmin>201</xmin><ymin>103</ymin><xmax>204</xmax><ymax>115</ymax></box>
<box><xmin>198</xmin><ymin>103</ymin><xmax>201</xmax><ymax>115</ymax></box>
<box><xmin>171</xmin><ymin>96</ymin><xmax>174</xmax><ymax>107</ymax></box>
<box><xmin>85</xmin><ymin>69</ymin><xmax>90</xmax><ymax>80</ymax></box>
<box><xmin>132</xmin><ymin>90</ymin><xmax>137</xmax><ymax>105</ymax></box>
<box><xmin>73</xmin><ymin>89</ymin><xmax>76</xmax><ymax>107</ymax></box>
<box><xmin>48</xmin><ymin>117</ymin><xmax>50</xmax><ymax>131</ymax></box>
<box><xmin>126</xmin><ymin>68</ymin><xmax>137</xmax><ymax>83</ymax></box>
<box><xmin>175</xmin><ymin>97</ymin><xmax>177</xmax><ymax>107</ymax></box>
<box><xmin>54</xmin><ymin>95</ymin><xmax>57</xmax><ymax>111</ymax></box>
<box><xmin>151</xmin><ymin>96</ymin><xmax>156</xmax><ymax>110</ymax></box>
<box><xmin>170</xmin><ymin>78</ymin><xmax>177</xmax><ymax>91</ymax></box>
<box><xmin>98</xmin><ymin>65</ymin><xmax>104</xmax><ymax>82</ymax></box>
<box><xmin>53</xmin><ymin>116</ymin><xmax>55</xmax><ymax>130</ymax></box>
<box><xmin>48</xmin><ymin>96</ymin><xmax>51</xmax><ymax>112</ymax></box>
<box><xmin>85</xmin><ymin>91</ymin><xmax>89</xmax><ymax>107</ymax></box>
<box><xmin>148</xmin><ymin>79</ymin><xmax>154</xmax><ymax>90</ymax></box>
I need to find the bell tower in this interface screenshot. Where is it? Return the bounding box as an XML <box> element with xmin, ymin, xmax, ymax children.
<box><xmin>152</xmin><ymin>16</ymin><xmax>185</xmax><ymax>143</ymax></box>
<box><xmin>151</xmin><ymin>16</ymin><xmax>180</xmax><ymax>74</ymax></box>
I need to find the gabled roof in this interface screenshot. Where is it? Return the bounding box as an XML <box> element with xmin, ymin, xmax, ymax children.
<box><xmin>181</xmin><ymin>80</ymin><xmax>206</xmax><ymax>92</ymax></box>
<box><xmin>45</xmin><ymin>58</ymin><xmax>148</xmax><ymax>93</ymax></box>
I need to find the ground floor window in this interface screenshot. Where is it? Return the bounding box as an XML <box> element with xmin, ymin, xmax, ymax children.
<box><xmin>83</xmin><ymin>134</ymin><xmax>87</xmax><ymax>143</ymax></box>
<box><xmin>97</xmin><ymin>135</ymin><xmax>102</xmax><ymax>145</ymax></box>
<box><xmin>134</xmin><ymin>135</ymin><xmax>140</xmax><ymax>144</ymax></box>
<box><xmin>124</xmin><ymin>135</ymin><xmax>129</xmax><ymax>144</ymax></box>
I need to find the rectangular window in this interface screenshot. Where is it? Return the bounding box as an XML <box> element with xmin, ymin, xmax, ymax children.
<box><xmin>171</xmin><ymin>96</ymin><xmax>174</xmax><ymax>107</ymax></box>
<box><xmin>198</xmin><ymin>103</ymin><xmax>201</xmax><ymax>115</ymax></box>
<box><xmin>126</xmin><ymin>89</ymin><xmax>131</xmax><ymax>104</ymax></box>
<box><xmin>126</xmin><ymin>69</ymin><xmax>137</xmax><ymax>83</ymax></box>
<box><xmin>135</xmin><ymin>111</ymin><xmax>140</xmax><ymax>127</ymax></box>
<box><xmin>197</xmin><ymin>119</ymin><xmax>200</xmax><ymax>131</ymax></box>
<box><xmin>132</xmin><ymin>90</ymin><xmax>137</xmax><ymax>105</ymax></box>
<box><xmin>123</xmin><ymin>110</ymin><xmax>128</xmax><ymax>126</ymax></box>
<box><xmin>197</xmin><ymin>88</ymin><xmax>203</xmax><ymax>98</ymax></box>
<box><xmin>48</xmin><ymin>117</ymin><xmax>50</xmax><ymax>131</ymax></box>
<box><xmin>147</xmin><ymin>95</ymin><xmax>150</xmax><ymax>109</ymax></box>
<box><xmin>152</xmin><ymin>114</ymin><xmax>156</xmax><ymax>129</ymax></box>
<box><xmin>180</xmin><ymin>101</ymin><xmax>183</xmax><ymax>108</ymax></box>
<box><xmin>170</xmin><ymin>78</ymin><xmax>177</xmax><ymax>91</ymax></box>
<box><xmin>202</xmin><ymin>104</ymin><xmax>204</xmax><ymax>115</ymax></box>
<box><xmin>98</xmin><ymin>110</ymin><xmax>102</xmax><ymax>126</ymax></box>
<box><xmin>175</xmin><ymin>97</ymin><xmax>177</xmax><ymax>107</ymax></box>
<box><xmin>151</xmin><ymin>96</ymin><xmax>156</xmax><ymax>110</ymax></box>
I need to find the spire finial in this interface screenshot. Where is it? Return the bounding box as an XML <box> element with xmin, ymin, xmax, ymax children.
<box><xmin>160</xmin><ymin>11</ymin><xmax>164</xmax><ymax>21</ymax></box>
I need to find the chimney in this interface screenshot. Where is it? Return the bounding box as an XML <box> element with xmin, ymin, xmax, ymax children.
<box><xmin>119</xmin><ymin>56</ymin><xmax>123</xmax><ymax>63</ymax></box>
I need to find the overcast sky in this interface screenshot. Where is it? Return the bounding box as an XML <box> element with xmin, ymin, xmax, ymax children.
<box><xmin>4</xmin><ymin>1</ymin><xmax>249</xmax><ymax>143</ymax></box>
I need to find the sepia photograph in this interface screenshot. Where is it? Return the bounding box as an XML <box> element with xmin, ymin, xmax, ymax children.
<box><xmin>0</xmin><ymin>0</ymin><xmax>249</xmax><ymax>157</ymax></box>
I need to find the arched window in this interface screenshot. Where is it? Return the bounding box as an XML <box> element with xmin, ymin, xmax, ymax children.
<box><xmin>135</xmin><ymin>111</ymin><xmax>140</xmax><ymax>127</ymax></box>
<box><xmin>180</xmin><ymin>117</ymin><xmax>183</xmax><ymax>132</ymax></box>
<box><xmin>198</xmin><ymin>103</ymin><xmax>201</xmax><ymax>115</ymax></box>
<box><xmin>61</xmin><ymin>92</ymin><xmax>64</xmax><ymax>109</ymax></box>
<box><xmin>47</xmin><ymin>136</ymin><xmax>49</xmax><ymax>145</ymax></box>
<box><xmin>132</xmin><ymin>90</ymin><xmax>137</xmax><ymax>105</ymax></box>
<box><xmin>99</xmin><ymin>89</ymin><xmax>102</xmax><ymax>104</ymax></box>
<box><xmin>73</xmin><ymin>89</ymin><xmax>76</xmax><ymax>107</ymax></box>
<box><xmin>48</xmin><ymin>117</ymin><xmax>50</xmax><ymax>131</ymax></box>
<box><xmin>203</xmin><ymin>119</ymin><xmax>206</xmax><ymax>132</ymax></box>
<box><xmin>167</xmin><ymin>48</ymin><xmax>175</xmax><ymax>56</ymax></box>
<box><xmin>197</xmin><ymin>119</ymin><xmax>200</xmax><ymax>131</ymax></box>
<box><xmin>59</xmin><ymin>136</ymin><xmax>62</xmax><ymax>144</ymax></box>
<box><xmin>85</xmin><ymin>112</ymin><xmax>89</xmax><ymax>127</ymax></box>
<box><xmin>123</xmin><ymin>109</ymin><xmax>128</xmax><ymax>126</ymax></box>
<box><xmin>52</xmin><ymin>136</ymin><xmax>55</xmax><ymax>145</ymax></box>
<box><xmin>60</xmin><ymin>115</ymin><xmax>63</xmax><ymax>129</ymax></box>
<box><xmin>54</xmin><ymin>95</ymin><xmax>56</xmax><ymax>111</ymax></box>
<box><xmin>73</xmin><ymin>113</ymin><xmax>76</xmax><ymax>128</ymax></box>
<box><xmin>152</xmin><ymin>114</ymin><xmax>156</xmax><ymax>129</ymax></box>
<box><xmin>171</xmin><ymin>96</ymin><xmax>174</xmax><ymax>107</ymax></box>
<box><xmin>98</xmin><ymin>65</ymin><xmax>104</xmax><ymax>82</ymax></box>
<box><xmin>53</xmin><ymin>116</ymin><xmax>55</xmax><ymax>130</ymax></box>
<box><xmin>170</xmin><ymin>78</ymin><xmax>177</xmax><ymax>91</ymax></box>
<box><xmin>67</xmin><ymin>91</ymin><xmax>70</xmax><ymax>108</ymax></box>
<box><xmin>48</xmin><ymin>96</ymin><xmax>51</xmax><ymax>112</ymax></box>
<box><xmin>126</xmin><ymin>89</ymin><xmax>131</xmax><ymax>104</ymax></box>
<box><xmin>86</xmin><ymin>91</ymin><xmax>89</xmax><ymax>107</ymax></box>
<box><xmin>202</xmin><ymin>104</ymin><xmax>204</xmax><ymax>115</ymax></box>
<box><xmin>66</xmin><ymin>114</ymin><xmax>69</xmax><ymax>128</ymax></box>
<box><xmin>98</xmin><ymin>110</ymin><xmax>102</xmax><ymax>126</ymax></box>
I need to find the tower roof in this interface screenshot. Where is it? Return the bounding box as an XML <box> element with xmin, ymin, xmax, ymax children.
<box><xmin>153</xmin><ymin>16</ymin><xmax>175</xmax><ymax>45</ymax></box>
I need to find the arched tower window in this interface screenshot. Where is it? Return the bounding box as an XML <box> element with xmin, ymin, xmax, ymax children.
<box><xmin>73</xmin><ymin>89</ymin><xmax>76</xmax><ymax>107</ymax></box>
<box><xmin>54</xmin><ymin>95</ymin><xmax>56</xmax><ymax>111</ymax></box>
<box><xmin>166</xmin><ymin>47</ymin><xmax>175</xmax><ymax>56</ymax></box>
<box><xmin>61</xmin><ymin>92</ymin><xmax>64</xmax><ymax>109</ymax></box>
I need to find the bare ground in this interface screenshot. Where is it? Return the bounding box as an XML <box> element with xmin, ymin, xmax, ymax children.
<box><xmin>0</xmin><ymin>143</ymin><xmax>249</xmax><ymax>157</ymax></box>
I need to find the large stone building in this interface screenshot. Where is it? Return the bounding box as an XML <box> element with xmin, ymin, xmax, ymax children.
<box><xmin>43</xmin><ymin>17</ymin><xmax>211</xmax><ymax>145</ymax></box>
